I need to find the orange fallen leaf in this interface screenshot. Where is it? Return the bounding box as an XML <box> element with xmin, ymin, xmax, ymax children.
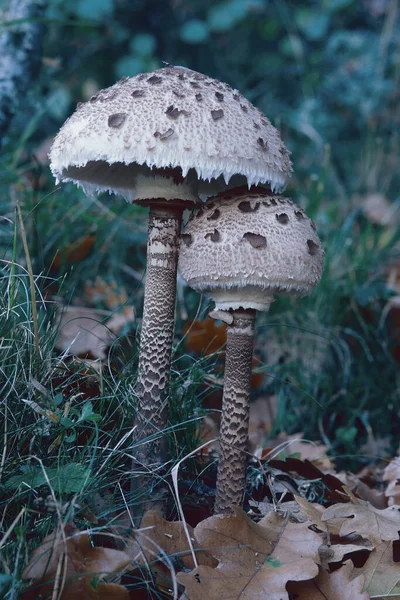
<box><xmin>52</xmin><ymin>235</ymin><xmax>96</xmax><ymax>269</ymax></box>
<box><xmin>184</xmin><ymin>317</ymin><xmax>264</xmax><ymax>387</ymax></box>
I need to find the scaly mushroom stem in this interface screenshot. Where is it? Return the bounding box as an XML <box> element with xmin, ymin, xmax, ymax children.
<box><xmin>214</xmin><ymin>308</ymin><xmax>256</xmax><ymax>514</ymax></box>
<box><xmin>134</xmin><ymin>204</ymin><xmax>183</xmax><ymax>502</ymax></box>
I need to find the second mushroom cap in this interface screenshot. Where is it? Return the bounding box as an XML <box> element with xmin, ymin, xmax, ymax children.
<box><xmin>179</xmin><ymin>188</ymin><xmax>325</xmax><ymax>311</ymax></box>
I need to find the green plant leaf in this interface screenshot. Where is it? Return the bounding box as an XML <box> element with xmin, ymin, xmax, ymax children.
<box><xmin>77</xmin><ymin>401</ymin><xmax>101</xmax><ymax>423</ymax></box>
<box><xmin>75</xmin><ymin>0</ymin><xmax>113</xmax><ymax>21</ymax></box>
<box><xmin>4</xmin><ymin>463</ymin><xmax>90</xmax><ymax>494</ymax></box>
<box><xmin>0</xmin><ymin>574</ymin><xmax>13</xmax><ymax>598</ymax></box>
<box><xmin>208</xmin><ymin>0</ymin><xmax>248</xmax><ymax>32</ymax></box>
<box><xmin>180</xmin><ymin>20</ymin><xmax>209</xmax><ymax>44</ymax></box>
<box><xmin>130</xmin><ymin>34</ymin><xmax>156</xmax><ymax>56</ymax></box>
<box><xmin>60</xmin><ymin>416</ymin><xmax>74</xmax><ymax>428</ymax></box>
<box><xmin>296</xmin><ymin>9</ymin><xmax>330</xmax><ymax>41</ymax></box>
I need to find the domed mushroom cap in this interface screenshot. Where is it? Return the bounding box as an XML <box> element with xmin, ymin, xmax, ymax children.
<box><xmin>179</xmin><ymin>188</ymin><xmax>324</xmax><ymax>311</ymax></box>
<box><xmin>49</xmin><ymin>66</ymin><xmax>292</xmax><ymax>201</ymax></box>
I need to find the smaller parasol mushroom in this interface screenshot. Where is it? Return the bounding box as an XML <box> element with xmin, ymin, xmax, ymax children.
<box><xmin>179</xmin><ymin>187</ymin><xmax>324</xmax><ymax>514</ymax></box>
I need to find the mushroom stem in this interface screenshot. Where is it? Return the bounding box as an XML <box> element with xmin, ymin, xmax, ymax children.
<box><xmin>134</xmin><ymin>204</ymin><xmax>183</xmax><ymax>502</ymax></box>
<box><xmin>214</xmin><ymin>308</ymin><xmax>256</xmax><ymax>514</ymax></box>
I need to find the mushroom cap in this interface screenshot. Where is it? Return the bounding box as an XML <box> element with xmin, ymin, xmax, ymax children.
<box><xmin>178</xmin><ymin>188</ymin><xmax>324</xmax><ymax>311</ymax></box>
<box><xmin>49</xmin><ymin>66</ymin><xmax>292</xmax><ymax>202</ymax></box>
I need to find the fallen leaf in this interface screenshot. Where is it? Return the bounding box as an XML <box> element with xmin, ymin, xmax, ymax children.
<box><xmin>354</xmin><ymin>541</ymin><xmax>400</xmax><ymax>596</ymax></box>
<box><xmin>84</xmin><ymin>277</ymin><xmax>131</xmax><ymax>310</ymax></box>
<box><xmin>335</xmin><ymin>472</ymin><xmax>388</xmax><ymax>509</ymax></box>
<box><xmin>287</xmin><ymin>561</ymin><xmax>369</xmax><ymax>599</ymax></box>
<box><xmin>177</xmin><ymin>506</ymin><xmax>318</xmax><ymax>600</ymax></box>
<box><xmin>275</xmin><ymin>434</ymin><xmax>332</xmax><ymax>468</ymax></box>
<box><xmin>293</xmin><ymin>496</ymin><xmax>373</xmax><ymax>564</ymax></box>
<box><xmin>55</xmin><ymin>302</ymin><xmax>134</xmax><ymax>360</ymax></box>
<box><xmin>107</xmin><ymin>306</ymin><xmax>135</xmax><ymax>334</ymax></box>
<box><xmin>258</xmin><ymin>511</ymin><xmax>323</xmax><ymax>564</ymax></box>
<box><xmin>268</xmin><ymin>456</ymin><xmax>346</xmax><ymax>503</ymax></box>
<box><xmin>322</xmin><ymin>498</ymin><xmax>400</xmax><ymax>545</ymax></box>
<box><xmin>250</xmin><ymin>500</ymin><xmax>309</xmax><ymax>523</ymax></box>
<box><xmin>248</xmin><ymin>396</ymin><xmax>278</xmax><ymax>450</ymax></box>
<box><xmin>361</xmin><ymin>193</ymin><xmax>397</xmax><ymax>227</ymax></box>
<box><xmin>126</xmin><ymin>510</ymin><xmax>216</xmax><ymax>592</ymax></box>
<box><xmin>294</xmin><ymin>495</ymin><xmax>327</xmax><ymax>533</ymax></box>
<box><xmin>22</xmin><ymin>523</ymin><xmax>131</xmax><ymax>599</ymax></box>
<box><xmin>184</xmin><ymin>317</ymin><xmax>226</xmax><ymax>356</ymax></box>
<box><xmin>184</xmin><ymin>317</ymin><xmax>264</xmax><ymax>387</ymax></box>
<box><xmin>53</xmin><ymin>235</ymin><xmax>96</xmax><ymax>269</ymax></box>
<box><xmin>56</xmin><ymin>306</ymin><xmax>115</xmax><ymax>360</ymax></box>
<box><xmin>383</xmin><ymin>458</ymin><xmax>400</xmax><ymax>506</ymax></box>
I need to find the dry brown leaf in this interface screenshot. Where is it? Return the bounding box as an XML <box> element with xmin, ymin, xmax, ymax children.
<box><xmin>293</xmin><ymin>496</ymin><xmax>373</xmax><ymax>565</ymax></box>
<box><xmin>258</xmin><ymin>511</ymin><xmax>323</xmax><ymax>564</ymax></box>
<box><xmin>250</xmin><ymin>500</ymin><xmax>311</xmax><ymax>524</ymax></box>
<box><xmin>322</xmin><ymin>497</ymin><xmax>400</xmax><ymax>545</ymax></box>
<box><xmin>22</xmin><ymin>578</ymin><xmax>129</xmax><ymax>600</ymax></box>
<box><xmin>287</xmin><ymin>562</ymin><xmax>369</xmax><ymax>600</ymax></box>
<box><xmin>335</xmin><ymin>472</ymin><xmax>388</xmax><ymax>509</ymax></box>
<box><xmin>56</xmin><ymin>306</ymin><xmax>115</xmax><ymax>359</ymax></box>
<box><xmin>249</xmin><ymin>396</ymin><xmax>278</xmax><ymax>450</ymax></box>
<box><xmin>272</xmin><ymin>433</ymin><xmax>333</xmax><ymax>471</ymax></box>
<box><xmin>22</xmin><ymin>524</ymin><xmax>131</xmax><ymax>599</ymax></box>
<box><xmin>52</xmin><ymin>235</ymin><xmax>96</xmax><ymax>269</ymax></box>
<box><xmin>361</xmin><ymin>192</ymin><xmax>397</xmax><ymax>227</ymax></box>
<box><xmin>107</xmin><ymin>306</ymin><xmax>135</xmax><ymax>334</ymax></box>
<box><xmin>294</xmin><ymin>495</ymin><xmax>328</xmax><ymax>533</ymax></box>
<box><xmin>383</xmin><ymin>458</ymin><xmax>400</xmax><ymax>506</ymax></box>
<box><xmin>177</xmin><ymin>506</ymin><xmax>318</xmax><ymax>600</ymax></box>
<box><xmin>55</xmin><ymin>303</ymin><xmax>134</xmax><ymax>359</ymax></box>
<box><xmin>126</xmin><ymin>510</ymin><xmax>216</xmax><ymax>592</ymax></box>
<box><xmin>354</xmin><ymin>541</ymin><xmax>400</xmax><ymax>596</ymax></box>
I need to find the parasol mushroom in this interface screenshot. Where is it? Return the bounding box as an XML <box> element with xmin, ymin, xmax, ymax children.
<box><xmin>179</xmin><ymin>187</ymin><xmax>324</xmax><ymax>514</ymax></box>
<box><xmin>49</xmin><ymin>65</ymin><xmax>292</xmax><ymax>502</ymax></box>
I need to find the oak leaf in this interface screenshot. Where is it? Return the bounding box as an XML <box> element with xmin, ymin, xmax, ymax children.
<box><xmin>293</xmin><ymin>495</ymin><xmax>374</xmax><ymax>560</ymax></box>
<box><xmin>22</xmin><ymin>523</ymin><xmax>131</xmax><ymax>599</ymax></box>
<box><xmin>177</xmin><ymin>507</ymin><xmax>318</xmax><ymax>600</ymax></box>
<box><xmin>294</xmin><ymin>495</ymin><xmax>328</xmax><ymax>533</ymax></box>
<box><xmin>322</xmin><ymin>498</ymin><xmax>400</xmax><ymax>545</ymax></box>
<box><xmin>354</xmin><ymin>541</ymin><xmax>400</xmax><ymax>596</ymax></box>
<box><xmin>383</xmin><ymin>458</ymin><xmax>400</xmax><ymax>506</ymax></box>
<box><xmin>287</xmin><ymin>562</ymin><xmax>369</xmax><ymax>599</ymax></box>
<box><xmin>127</xmin><ymin>510</ymin><xmax>217</xmax><ymax>592</ymax></box>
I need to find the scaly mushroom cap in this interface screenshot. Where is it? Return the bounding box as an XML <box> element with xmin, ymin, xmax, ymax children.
<box><xmin>49</xmin><ymin>66</ymin><xmax>292</xmax><ymax>202</ymax></box>
<box><xmin>179</xmin><ymin>188</ymin><xmax>324</xmax><ymax>311</ymax></box>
